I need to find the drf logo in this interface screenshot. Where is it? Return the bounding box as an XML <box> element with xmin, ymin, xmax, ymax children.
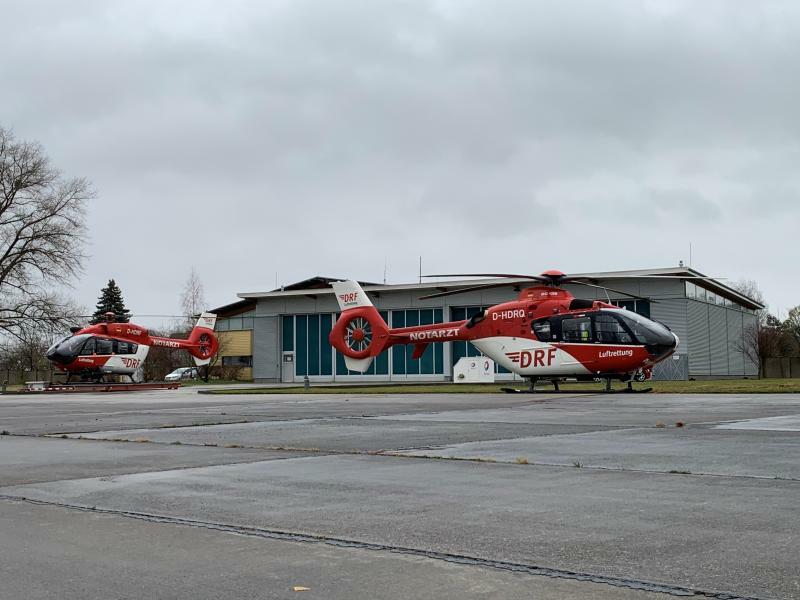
<box><xmin>339</xmin><ymin>292</ymin><xmax>358</xmax><ymax>305</ymax></box>
<box><xmin>506</xmin><ymin>348</ymin><xmax>557</xmax><ymax>368</ymax></box>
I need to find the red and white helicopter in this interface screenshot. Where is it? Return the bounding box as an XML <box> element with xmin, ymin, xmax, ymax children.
<box><xmin>46</xmin><ymin>312</ymin><xmax>219</xmax><ymax>383</ymax></box>
<box><xmin>329</xmin><ymin>271</ymin><xmax>683</xmax><ymax>391</ymax></box>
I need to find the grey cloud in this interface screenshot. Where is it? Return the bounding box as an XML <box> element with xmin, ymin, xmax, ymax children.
<box><xmin>2</xmin><ymin>0</ymin><xmax>800</xmax><ymax>320</ymax></box>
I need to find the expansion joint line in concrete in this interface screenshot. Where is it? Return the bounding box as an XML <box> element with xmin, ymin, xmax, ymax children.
<box><xmin>0</xmin><ymin>493</ymin><xmax>763</xmax><ymax>600</ymax></box>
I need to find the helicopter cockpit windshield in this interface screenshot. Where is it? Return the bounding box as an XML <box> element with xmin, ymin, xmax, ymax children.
<box><xmin>609</xmin><ymin>309</ymin><xmax>675</xmax><ymax>348</ymax></box>
<box><xmin>531</xmin><ymin>309</ymin><xmax>677</xmax><ymax>358</ymax></box>
<box><xmin>46</xmin><ymin>334</ymin><xmax>92</xmax><ymax>364</ymax></box>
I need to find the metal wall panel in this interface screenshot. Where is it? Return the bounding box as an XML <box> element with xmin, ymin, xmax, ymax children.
<box><xmin>708</xmin><ymin>305</ymin><xmax>728</xmax><ymax>375</ymax></box>
<box><xmin>650</xmin><ymin>299</ymin><xmax>688</xmax><ymax>354</ymax></box>
<box><xmin>727</xmin><ymin>311</ymin><xmax>745</xmax><ymax>376</ymax></box>
<box><xmin>687</xmin><ymin>301</ymin><xmax>710</xmax><ymax>376</ymax></box>
<box><xmin>652</xmin><ymin>354</ymin><xmax>689</xmax><ymax>380</ymax></box>
<box><xmin>252</xmin><ymin>315</ymin><xmax>279</xmax><ymax>381</ymax></box>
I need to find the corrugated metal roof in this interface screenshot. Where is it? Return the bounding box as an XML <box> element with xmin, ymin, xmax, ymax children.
<box><xmin>236</xmin><ymin>267</ymin><xmax>764</xmax><ymax>310</ymax></box>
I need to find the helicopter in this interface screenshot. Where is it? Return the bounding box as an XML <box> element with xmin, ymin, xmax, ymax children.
<box><xmin>328</xmin><ymin>270</ymin><xmax>689</xmax><ymax>392</ymax></box>
<box><xmin>46</xmin><ymin>311</ymin><xmax>219</xmax><ymax>383</ymax></box>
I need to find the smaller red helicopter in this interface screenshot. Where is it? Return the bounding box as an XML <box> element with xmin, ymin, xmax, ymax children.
<box><xmin>46</xmin><ymin>312</ymin><xmax>219</xmax><ymax>383</ymax></box>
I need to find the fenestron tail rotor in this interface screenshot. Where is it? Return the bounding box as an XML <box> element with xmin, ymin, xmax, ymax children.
<box><xmin>344</xmin><ymin>316</ymin><xmax>373</xmax><ymax>353</ymax></box>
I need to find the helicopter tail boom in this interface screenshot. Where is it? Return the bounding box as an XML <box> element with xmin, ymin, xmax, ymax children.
<box><xmin>329</xmin><ymin>281</ymin><xmax>471</xmax><ymax>373</ymax></box>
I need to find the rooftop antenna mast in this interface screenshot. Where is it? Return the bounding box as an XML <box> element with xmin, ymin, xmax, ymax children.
<box><xmin>383</xmin><ymin>257</ymin><xmax>388</xmax><ymax>285</ymax></box>
<box><xmin>418</xmin><ymin>256</ymin><xmax>422</xmax><ymax>284</ymax></box>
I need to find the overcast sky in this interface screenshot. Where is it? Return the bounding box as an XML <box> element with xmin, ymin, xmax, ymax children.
<box><xmin>3</xmin><ymin>0</ymin><xmax>799</xmax><ymax>327</ymax></box>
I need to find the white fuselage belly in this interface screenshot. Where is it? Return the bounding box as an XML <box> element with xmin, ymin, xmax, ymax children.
<box><xmin>100</xmin><ymin>345</ymin><xmax>150</xmax><ymax>374</ymax></box>
<box><xmin>471</xmin><ymin>336</ymin><xmax>643</xmax><ymax>377</ymax></box>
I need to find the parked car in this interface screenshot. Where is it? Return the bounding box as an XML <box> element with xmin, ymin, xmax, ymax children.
<box><xmin>165</xmin><ymin>367</ymin><xmax>199</xmax><ymax>382</ymax></box>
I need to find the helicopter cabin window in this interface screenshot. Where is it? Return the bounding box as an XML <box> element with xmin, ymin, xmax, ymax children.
<box><xmin>532</xmin><ymin>319</ymin><xmax>554</xmax><ymax>341</ymax></box>
<box><xmin>95</xmin><ymin>338</ymin><xmax>114</xmax><ymax>355</ymax></box>
<box><xmin>594</xmin><ymin>314</ymin><xmax>634</xmax><ymax>344</ymax></box>
<box><xmin>79</xmin><ymin>338</ymin><xmax>96</xmax><ymax>355</ymax></box>
<box><xmin>561</xmin><ymin>316</ymin><xmax>592</xmax><ymax>343</ymax></box>
<box><xmin>115</xmin><ymin>341</ymin><xmax>137</xmax><ymax>354</ymax></box>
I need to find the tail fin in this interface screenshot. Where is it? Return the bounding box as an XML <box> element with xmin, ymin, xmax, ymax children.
<box><xmin>331</xmin><ymin>280</ymin><xmax>374</xmax><ymax>311</ymax></box>
<box><xmin>187</xmin><ymin>312</ymin><xmax>219</xmax><ymax>366</ymax></box>
<box><xmin>329</xmin><ymin>281</ymin><xmax>389</xmax><ymax>373</ymax></box>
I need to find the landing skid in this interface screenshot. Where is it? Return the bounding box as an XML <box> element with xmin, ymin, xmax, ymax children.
<box><xmin>501</xmin><ymin>378</ymin><xmax>653</xmax><ymax>394</ymax></box>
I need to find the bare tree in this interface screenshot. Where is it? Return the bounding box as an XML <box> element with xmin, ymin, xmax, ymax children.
<box><xmin>730</xmin><ymin>279</ymin><xmax>767</xmax><ymax>324</ymax></box>
<box><xmin>728</xmin><ymin>279</ymin><xmax>781</xmax><ymax>377</ymax></box>
<box><xmin>180</xmin><ymin>267</ymin><xmax>206</xmax><ymax>323</ymax></box>
<box><xmin>0</xmin><ymin>127</ymin><xmax>91</xmax><ymax>342</ymax></box>
<box><xmin>783</xmin><ymin>305</ymin><xmax>800</xmax><ymax>354</ymax></box>
<box><xmin>735</xmin><ymin>314</ymin><xmax>791</xmax><ymax>377</ymax></box>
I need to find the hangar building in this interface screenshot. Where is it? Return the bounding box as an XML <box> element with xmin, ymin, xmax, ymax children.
<box><xmin>212</xmin><ymin>267</ymin><xmax>762</xmax><ymax>383</ymax></box>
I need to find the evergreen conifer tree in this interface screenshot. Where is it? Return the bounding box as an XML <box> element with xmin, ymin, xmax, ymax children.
<box><xmin>90</xmin><ymin>279</ymin><xmax>131</xmax><ymax>323</ymax></box>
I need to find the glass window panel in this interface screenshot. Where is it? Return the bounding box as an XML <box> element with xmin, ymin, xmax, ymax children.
<box><xmin>222</xmin><ymin>356</ymin><xmax>253</xmax><ymax>367</ymax></box>
<box><xmin>95</xmin><ymin>338</ymin><xmax>113</xmax><ymax>355</ymax></box>
<box><xmin>282</xmin><ymin>316</ymin><xmax>294</xmax><ymax>352</ymax></box>
<box><xmin>242</xmin><ymin>317</ymin><xmax>254</xmax><ymax>329</ymax></box>
<box><xmin>216</xmin><ymin>319</ymin><xmax>229</xmax><ymax>332</ymax></box>
<box><xmin>532</xmin><ymin>319</ymin><xmax>551</xmax><ymax>341</ymax></box>
<box><xmin>417</xmin><ymin>309</ymin><xmax>434</xmax><ymax>375</ymax></box>
<box><xmin>335</xmin><ymin>349</ymin><xmax>347</xmax><ymax>376</ymax></box>
<box><xmin>593</xmin><ymin>314</ymin><xmax>634</xmax><ymax>344</ymax></box>
<box><xmin>392</xmin><ymin>346</ymin><xmax>406</xmax><ymax>374</ymax></box>
<box><xmin>561</xmin><ymin>316</ymin><xmax>592</xmax><ymax>343</ymax></box>
<box><xmin>295</xmin><ymin>316</ymin><xmax>307</xmax><ymax>376</ymax></box>
<box><xmin>706</xmin><ymin>291</ymin><xmax>716</xmax><ymax>304</ymax></box>
<box><xmin>685</xmin><ymin>281</ymin><xmax>696</xmax><ymax>299</ymax></box>
<box><xmin>405</xmin><ymin>310</ymin><xmax>419</xmax><ymax>375</ymax></box>
<box><xmin>320</xmin><ymin>314</ymin><xmax>333</xmax><ymax>376</ymax></box>
<box><xmin>635</xmin><ymin>300</ymin><xmax>651</xmax><ymax>319</ymax></box>
<box><xmin>307</xmin><ymin>315</ymin><xmax>320</xmax><ymax>376</ymax></box>
<box><xmin>696</xmin><ymin>287</ymin><xmax>707</xmax><ymax>302</ymax></box>
<box><xmin>375</xmin><ymin>311</ymin><xmax>389</xmax><ymax>374</ymax></box>
<box><xmin>79</xmin><ymin>338</ymin><xmax>95</xmax><ymax>355</ymax></box>
<box><xmin>391</xmin><ymin>311</ymin><xmax>405</xmax><ymax>374</ymax></box>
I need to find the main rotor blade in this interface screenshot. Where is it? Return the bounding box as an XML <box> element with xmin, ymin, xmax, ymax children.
<box><xmin>586</xmin><ymin>275</ymin><xmax>726</xmax><ymax>280</ymax></box>
<box><xmin>423</xmin><ymin>273</ymin><xmax>548</xmax><ymax>281</ymax></box>
<box><xmin>418</xmin><ymin>281</ymin><xmax>524</xmax><ymax>300</ymax></box>
<box><xmin>569</xmin><ymin>280</ymin><xmax>658</xmax><ymax>303</ymax></box>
